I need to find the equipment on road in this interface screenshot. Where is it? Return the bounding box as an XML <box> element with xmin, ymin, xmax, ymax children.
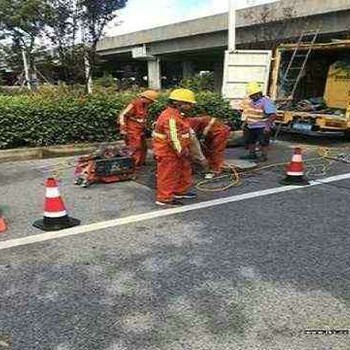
<box><xmin>0</xmin><ymin>208</ymin><xmax>7</xmax><ymax>233</ymax></box>
<box><xmin>280</xmin><ymin>148</ymin><xmax>309</xmax><ymax>185</ymax></box>
<box><xmin>33</xmin><ymin>178</ymin><xmax>80</xmax><ymax>231</ymax></box>
<box><xmin>74</xmin><ymin>145</ymin><xmax>135</xmax><ymax>188</ymax></box>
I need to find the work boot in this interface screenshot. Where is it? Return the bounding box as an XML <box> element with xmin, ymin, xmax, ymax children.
<box><xmin>174</xmin><ymin>192</ymin><xmax>197</xmax><ymax>199</ymax></box>
<box><xmin>155</xmin><ymin>199</ymin><xmax>184</xmax><ymax>206</ymax></box>
<box><xmin>240</xmin><ymin>153</ymin><xmax>258</xmax><ymax>160</ymax></box>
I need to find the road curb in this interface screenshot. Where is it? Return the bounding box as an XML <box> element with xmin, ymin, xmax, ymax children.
<box><xmin>0</xmin><ymin>141</ymin><xmax>123</xmax><ymax>163</ymax></box>
<box><xmin>0</xmin><ymin>132</ymin><xmax>244</xmax><ymax>163</ymax></box>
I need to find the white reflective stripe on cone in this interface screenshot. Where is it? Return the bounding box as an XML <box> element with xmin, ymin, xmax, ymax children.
<box><xmin>46</xmin><ymin>188</ymin><xmax>60</xmax><ymax>198</ymax></box>
<box><xmin>292</xmin><ymin>155</ymin><xmax>302</xmax><ymax>162</ymax></box>
<box><xmin>44</xmin><ymin>210</ymin><xmax>67</xmax><ymax>218</ymax></box>
<box><xmin>287</xmin><ymin>171</ymin><xmax>304</xmax><ymax>176</ymax></box>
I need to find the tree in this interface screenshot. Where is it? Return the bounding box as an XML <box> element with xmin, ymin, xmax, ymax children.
<box><xmin>44</xmin><ymin>0</ymin><xmax>127</xmax><ymax>92</ymax></box>
<box><xmin>0</xmin><ymin>0</ymin><xmax>128</xmax><ymax>91</ymax></box>
<box><xmin>44</xmin><ymin>0</ymin><xmax>85</xmax><ymax>84</ymax></box>
<box><xmin>79</xmin><ymin>0</ymin><xmax>128</xmax><ymax>93</ymax></box>
<box><xmin>0</xmin><ymin>41</ymin><xmax>23</xmax><ymax>72</ymax></box>
<box><xmin>0</xmin><ymin>0</ymin><xmax>51</xmax><ymax>89</ymax></box>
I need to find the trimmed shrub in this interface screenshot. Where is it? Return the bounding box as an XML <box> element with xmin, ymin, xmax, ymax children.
<box><xmin>0</xmin><ymin>88</ymin><xmax>241</xmax><ymax>149</ymax></box>
<box><xmin>149</xmin><ymin>91</ymin><xmax>241</xmax><ymax>128</ymax></box>
<box><xmin>179</xmin><ymin>72</ymin><xmax>215</xmax><ymax>92</ymax></box>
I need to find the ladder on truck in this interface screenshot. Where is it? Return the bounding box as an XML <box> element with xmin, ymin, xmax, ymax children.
<box><xmin>280</xmin><ymin>29</ymin><xmax>320</xmax><ymax>99</ymax></box>
<box><xmin>273</xmin><ymin>29</ymin><xmax>320</xmax><ymax>140</ymax></box>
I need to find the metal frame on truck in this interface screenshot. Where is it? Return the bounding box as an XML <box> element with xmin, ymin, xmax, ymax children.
<box><xmin>270</xmin><ymin>40</ymin><xmax>350</xmax><ymax>136</ymax></box>
<box><xmin>222</xmin><ymin>40</ymin><xmax>350</xmax><ymax>137</ymax></box>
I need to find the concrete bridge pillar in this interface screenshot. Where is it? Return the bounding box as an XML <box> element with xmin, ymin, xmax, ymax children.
<box><xmin>182</xmin><ymin>61</ymin><xmax>195</xmax><ymax>79</ymax></box>
<box><xmin>214</xmin><ymin>60</ymin><xmax>224</xmax><ymax>92</ymax></box>
<box><xmin>147</xmin><ymin>58</ymin><xmax>161</xmax><ymax>90</ymax></box>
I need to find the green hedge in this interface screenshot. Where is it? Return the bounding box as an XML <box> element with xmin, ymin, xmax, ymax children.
<box><xmin>0</xmin><ymin>88</ymin><xmax>241</xmax><ymax>149</ymax></box>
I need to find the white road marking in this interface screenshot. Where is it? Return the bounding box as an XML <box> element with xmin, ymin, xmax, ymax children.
<box><xmin>1</xmin><ymin>172</ymin><xmax>350</xmax><ymax>251</ymax></box>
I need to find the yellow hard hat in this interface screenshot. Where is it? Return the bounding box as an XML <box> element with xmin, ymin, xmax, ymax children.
<box><xmin>169</xmin><ymin>88</ymin><xmax>196</xmax><ymax>104</ymax></box>
<box><xmin>140</xmin><ymin>90</ymin><xmax>159</xmax><ymax>101</ymax></box>
<box><xmin>246</xmin><ymin>82</ymin><xmax>262</xmax><ymax>96</ymax></box>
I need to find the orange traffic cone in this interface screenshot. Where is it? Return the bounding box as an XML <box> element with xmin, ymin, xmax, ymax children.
<box><xmin>0</xmin><ymin>209</ymin><xmax>7</xmax><ymax>233</ymax></box>
<box><xmin>280</xmin><ymin>147</ymin><xmax>309</xmax><ymax>185</ymax></box>
<box><xmin>33</xmin><ymin>178</ymin><xmax>80</xmax><ymax>231</ymax></box>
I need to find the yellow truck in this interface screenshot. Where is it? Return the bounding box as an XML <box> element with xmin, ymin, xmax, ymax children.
<box><xmin>222</xmin><ymin>40</ymin><xmax>350</xmax><ymax>137</ymax></box>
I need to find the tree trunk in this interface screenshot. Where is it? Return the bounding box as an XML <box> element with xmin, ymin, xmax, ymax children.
<box><xmin>84</xmin><ymin>53</ymin><xmax>93</xmax><ymax>94</ymax></box>
<box><xmin>21</xmin><ymin>49</ymin><xmax>31</xmax><ymax>91</ymax></box>
<box><xmin>30</xmin><ymin>69</ymin><xmax>38</xmax><ymax>91</ymax></box>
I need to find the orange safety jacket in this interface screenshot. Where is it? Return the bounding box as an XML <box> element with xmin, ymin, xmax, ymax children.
<box><xmin>188</xmin><ymin>115</ymin><xmax>230</xmax><ymax>137</ymax></box>
<box><xmin>153</xmin><ymin>107</ymin><xmax>191</xmax><ymax>157</ymax></box>
<box><xmin>119</xmin><ymin>98</ymin><xmax>149</xmax><ymax>131</ymax></box>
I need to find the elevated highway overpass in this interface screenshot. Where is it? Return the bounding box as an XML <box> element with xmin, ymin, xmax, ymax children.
<box><xmin>97</xmin><ymin>0</ymin><xmax>350</xmax><ymax>90</ymax></box>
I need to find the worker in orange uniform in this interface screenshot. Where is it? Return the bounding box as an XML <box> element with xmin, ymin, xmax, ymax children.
<box><xmin>118</xmin><ymin>90</ymin><xmax>159</xmax><ymax>167</ymax></box>
<box><xmin>188</xmin><ymin>115</ymin><xmax>231</xmax><ymax>178</ymax></box>
<box><xmin>153</xmin><ymin>88</ymin><xmax>197</xmax><ymax>206</ymax></box>
<box><xmin>240</xmin><ymin>82</ymin><xmax>277</xmax><ymax>162</ymax></box>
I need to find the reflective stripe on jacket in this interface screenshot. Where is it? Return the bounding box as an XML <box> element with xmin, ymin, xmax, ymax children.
<box><xmin>240</xmin><ymin>99</ymin><xmax>269</xmax><ymax>124</ymax></box>
<box><xmin>153</xmin><ymin>107</ymin><xmax>191</xmax><ymax>156</ymax></box>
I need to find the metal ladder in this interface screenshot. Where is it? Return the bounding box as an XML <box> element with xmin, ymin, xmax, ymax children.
<box><xmin>280</xmin><ymin>29</ymin><xmax>320</xmax><ymax>99</ymax></box>
<box><xmin>273</xmin><ymin>29</ymin><xmax>320</xmax><ymax>141</ymax></box>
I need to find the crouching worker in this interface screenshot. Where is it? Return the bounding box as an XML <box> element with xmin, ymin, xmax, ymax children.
<box><xmin>153</xmin><ymin>88</ymin><xmax>197</xmax><ymax>206</ymax></box>
<box><xmin>117</xmin><ymin>90</ymin><xmax>159</xmax><ymax>167</ymax></box>
<box><xmin>188</xmin><ymin>115</ymin><xmax>231</xmax><ymax>178</ymax></box>
<box><xmin>240</xmin><ymin>82</ymin><xmax>277</xmax><ymax>162</ymax></box>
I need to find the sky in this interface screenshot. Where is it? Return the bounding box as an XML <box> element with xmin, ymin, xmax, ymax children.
<box><xmin>106</xmin><ymin>0</ymin><xmax>279</xmax><ymax>36</ymax></box>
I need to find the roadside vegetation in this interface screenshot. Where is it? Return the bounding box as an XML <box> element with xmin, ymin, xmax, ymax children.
<box><xmin>0</xmin><ymin>85</ymin><xmax>241</xmax><ymax>149</ymax></box>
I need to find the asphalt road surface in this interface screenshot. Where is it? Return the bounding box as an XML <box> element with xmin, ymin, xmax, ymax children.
<box><xmin>0</xmin><ymin>140</ymin><xmax>350</xmax><ymax>350</ymax></box>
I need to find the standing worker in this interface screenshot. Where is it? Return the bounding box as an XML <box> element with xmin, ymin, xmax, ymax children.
<box><xmin>240</xmin><ymin>82</ymin><xmax>277</xmax><ymax>162</ymax></box>
<box><xmin>118</xmin><ymin>90</ymin><xmax>159</xmax><ymax>167</ymax></box>
<box><xmin>188</xmin><ymin>115</ymin><xmax>231</xmax><ymax>178</ymax></box>
<box><xmin>153</xmin><ymin>88</ymin><xmax>197</xmax><ymax>206</ymax></box>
